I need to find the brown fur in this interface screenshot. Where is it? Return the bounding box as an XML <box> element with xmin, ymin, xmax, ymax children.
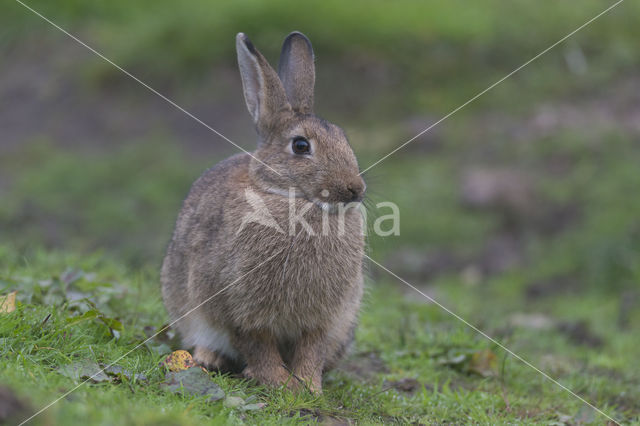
<box><xmin>161</xmin><ymin>32</ymin><xmax>365</xmax><ymax>393</ymax></box>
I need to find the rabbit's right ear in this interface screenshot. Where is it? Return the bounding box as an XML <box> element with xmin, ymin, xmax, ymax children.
<box><xmin>236</xmin><ymin>33</ymin><xmax>291</xmax><ymax>135</ymax></box>
<box><xmin>278</xmin><ymin>32</ymin><xmax>315</xmax><ymax>114</ymax></box>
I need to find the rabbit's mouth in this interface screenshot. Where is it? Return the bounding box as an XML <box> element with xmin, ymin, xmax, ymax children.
<box><xmin>312</xmin><ymin>199</ymin><xmax>337</xmax><ymax>213</ymax></box>
<box><xmin>310</xmin><ymin>198</ymin><xmax>363</xmax><ymax>214</ymax></box>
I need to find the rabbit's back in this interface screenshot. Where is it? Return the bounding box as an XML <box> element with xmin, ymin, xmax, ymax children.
<box><xmin>161</xmin><ymin>153</ymin><xmax>251</xmax><ymax>325</ymax></box>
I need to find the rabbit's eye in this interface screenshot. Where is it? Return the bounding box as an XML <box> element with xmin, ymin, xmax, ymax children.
<box><xmin>292</xmin><ymin>137</ymin><xmax>311</xmax><ymax>155</ymax></box>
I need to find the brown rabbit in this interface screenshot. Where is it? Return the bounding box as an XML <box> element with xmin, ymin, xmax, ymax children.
<box><xmin>161</xmin><ymin>31</ymin><xmax>365</xmax><ymax>393</ymax></box>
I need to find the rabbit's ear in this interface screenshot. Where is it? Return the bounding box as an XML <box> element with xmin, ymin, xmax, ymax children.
<box><xmin>277</xmin><ymin>31</ymin><xmax>315</xmax><ymax>114</ymax></box>
<box><xmin>236</xmin><ymin>33</ymin><xmax>291</xmax><ymax>134</ymax></box>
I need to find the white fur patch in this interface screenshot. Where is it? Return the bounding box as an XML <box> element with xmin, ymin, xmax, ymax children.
<box><xmin>184</xmin><ymin>313</ymin><xmax>238</xmax><ymax>359</ymax></box>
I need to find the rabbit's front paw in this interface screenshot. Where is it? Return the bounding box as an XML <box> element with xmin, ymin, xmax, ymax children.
<box><xmin>291</xmin><ymin>366</ymin><xmax>322</xmax><ymax>394</ymax></box>
<box><xmin>242</xmin><ymin>365</ymin><xmax>299</xmax><ymax>390</ymax></box>
<box><xmin>300</xmin><ymin>374</ymin><xmax>322</xmax><ymax>395</ymax></box>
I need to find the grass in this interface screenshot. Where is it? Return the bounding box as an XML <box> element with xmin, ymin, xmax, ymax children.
<box><xmin>1</xmin><ymin>94</ymin><xmax>639</xmax><ymax>425</ymax></box>
<box><xmin>0</xmin><ymin>140</ymin><xmax>203</xmax><ymax>267</ymax></box>
<box><xmin>2</xmin><ymin>0</ymin><xmax>640</xmax><ymax>424</ymax></box>
<box><xmin>2</xmin><ymin>244</ymin><xmax>638</xmax><ymax>424</ymax></box>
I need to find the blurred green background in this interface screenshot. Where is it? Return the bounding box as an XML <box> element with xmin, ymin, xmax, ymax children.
<box><xmin>1</xmin><ymin>0</ymin><xmax>639</xmax><ymax>424</ymax></box>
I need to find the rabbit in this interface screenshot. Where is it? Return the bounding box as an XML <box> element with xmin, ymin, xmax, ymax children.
<box><xmin>161</xmin><ymin>31</ymin><xmax>366</xmax><ymax>394</ymax></box>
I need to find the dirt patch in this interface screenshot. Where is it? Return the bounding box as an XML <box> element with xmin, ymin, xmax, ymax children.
<box><xmin>461</xmin><ymin>167</ymin><xmax>583</xmax><ymax>235</ymax></box>
<box><xmin>382</xmin><ymin>377</ymin><xmax>422</xmax><ymax>395</ymax></box>
<box><xmin>476</xmin><ymin>234</ymin><xmax>525</xmax><ymax>276</ymax></box>
<box><xmin>525</xmin><ymin>275</ymin><xmax>581</xmax><ymax>300</ymax></box>
<box><xmin>337</xmin><ymin>351</ymin><xmax>389</xmax><ymax>382</ymax></box>
<box><xmin>293</xmin><ymin>408</ymin><xmax>352</xmax><ymax>425</ymax></box>
<box><xmin>0</xmin><ymin>36</ymin><xmax>252</xmax><ymax>159</ymax></box>
<box><xmin>461</xmin><ymin>168</ymin><xmax>538</xmax><ymax>222</ymax></box>
<box><xmin>381</xmin><ymin>248</ymin><xmax>463</xmax><ymax>283</ymax></box>
<box><xmin>466</xmin><ymin>74</ymin><xmax>640</xmax><ymax>156</ymax></box>
<box><xmin>0</xmin><ymin>385</ymin><xmax>30</xmax><ymax>424</ymax></box>
<box><xmin>556</xmin><ymin>320</ymin><xmax>604</xmax><ymax>348</ymax></box>
<box><xmin>0</xmin><ymin>35</ymin><xmax>398</xmax><ymax>161</ymax></box>
<box><xmin>382</xmin><ymin>233</ymin><xmax>526</xmax><ymax>285</ymax></box>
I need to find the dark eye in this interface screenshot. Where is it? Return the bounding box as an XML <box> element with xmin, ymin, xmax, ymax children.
<box><xmin>292</xmin><ymin>137</ymin><xmax>311</xmax><ymax>155</ymax></box>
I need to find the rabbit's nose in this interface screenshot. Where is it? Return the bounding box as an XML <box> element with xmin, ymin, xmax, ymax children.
<box><xmin>346</xmin><ymin>178</ymin><xmax>366</xmax><ymax>202</ymax></box>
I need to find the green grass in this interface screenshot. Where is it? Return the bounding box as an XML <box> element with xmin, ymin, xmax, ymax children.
<box><xmin>1</xmin><ymin>93</ymin><xmax>640</xmax><ymax>425</ymax></box>
<box><xmin>0</xmin><ymin>140</ymin><xmax>205</xmax><ymax>266</ymax></box>
<box><xmin>2</xmin><ymin>1</ymin><xmax>640</xmax><ymax>423</ymax></box>
<box><xmin>2</xmin><ymin>245</ymin><xmax>638</xmax><ymax>424</ymax></box>
<box><xmin>2</xmin><ymin>113</ymin><xmax>639</xmax><ymax>425</ymax></box>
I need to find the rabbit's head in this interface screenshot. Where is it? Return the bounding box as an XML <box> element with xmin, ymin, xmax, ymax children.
<box><xmin>236</xmin><ymin>32</ymin><xmax>365</xmax><ymax>208</ymax></box>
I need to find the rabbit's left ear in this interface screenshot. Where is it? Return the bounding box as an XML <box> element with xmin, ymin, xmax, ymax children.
<box><xmin>236</xmin><ymin>33</ymin><xmax>292</xmax><ymax>136</ymax></box>
<box><xmin>278</xmin><ymin>31</ymin><xmax>315</xmax><ymax>114</ymax></box>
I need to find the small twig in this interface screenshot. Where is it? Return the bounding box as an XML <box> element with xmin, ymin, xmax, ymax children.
<box><xmin>370</xmin><ymin>384</ymin><xmax>397</xmax><ymax>397</ymax></box>
<box><xmin>40</xmin><ymin>313</ymin><xmax>52</xmax><ymax>327</ymax></box>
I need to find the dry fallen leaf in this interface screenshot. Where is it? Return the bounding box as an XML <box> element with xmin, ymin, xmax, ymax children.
<box><xmin>0</xmin><ymin>291</ymin><xmax>17</xmax><ymax>313</ymax></box>
<box><xmin>160</xmin><ymin>350</ymin><xmax>199</xmax><ymax>372</ymax></box>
